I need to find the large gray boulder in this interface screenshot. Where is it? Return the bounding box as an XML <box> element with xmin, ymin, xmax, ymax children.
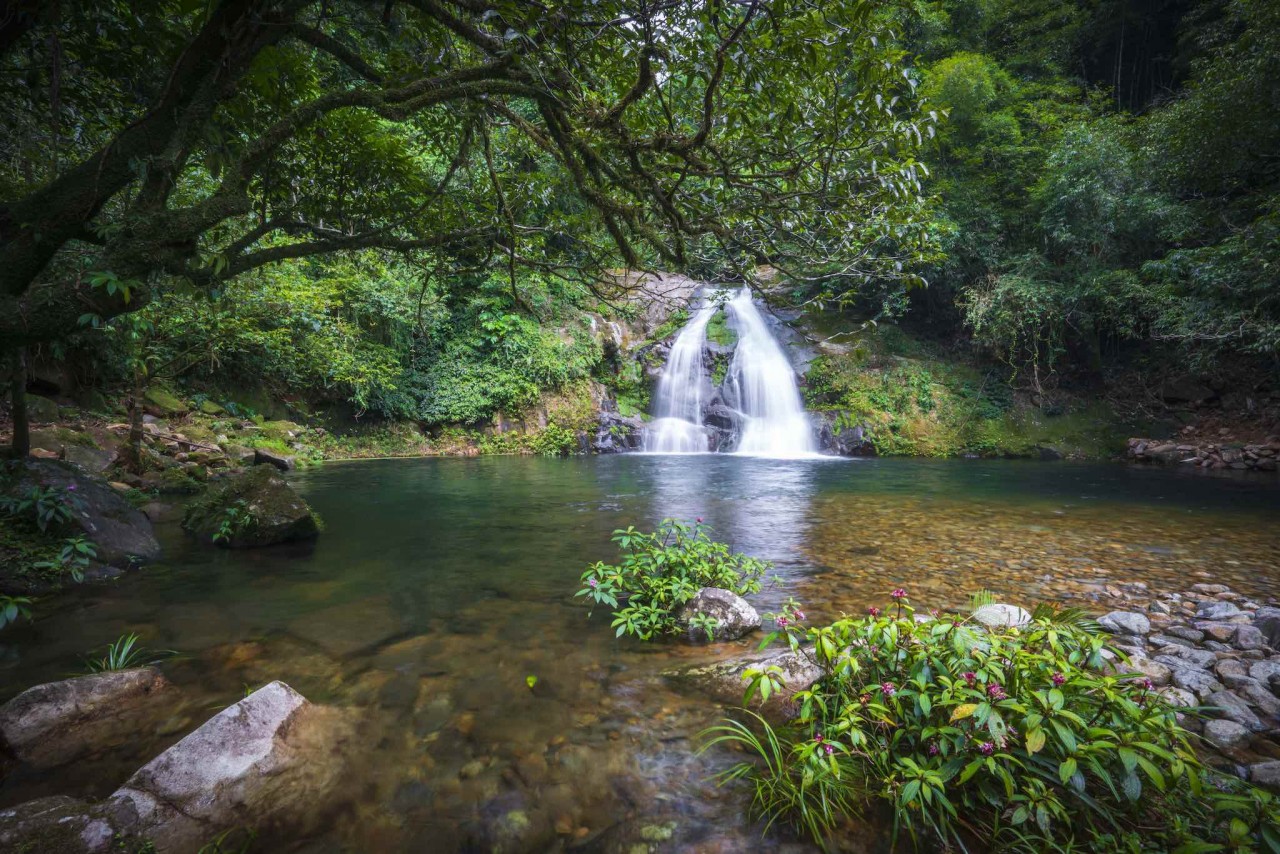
<box><xmin>1254</xmin><ymin>607</ymin><xmax>1280</xmax><ymax>648</ymax></box>
<box><xmin>972</xmin><ymin>603</ymin><xmax>1031</xmax><ymax>629</ymax></box>
<box><xmin>664</xmin><ymin>648</ymin><xmax>823</xmax><ymax>720</ymax></box>
<box><xmin>108</xmin><ymin>681</ymin><xmax>355</xmax><ymax>852</ymax></box>
<box><xmin>182</xmin><ymin>465</ymin><xmax>319</xmax><ymax>548</ymax></box>
<box><xmin>0</xmin><ymin>668</ymin><xmax>169</xmax><ymax>769</ymax></box>
<box><xmin>1098</xmin><ymin>611</ymin><xmax>1150</xmax><ymax>636</ymax></box>
<box><xmin>2</xmin><ymin>459</ymin><xmax>159</xmax><ymax>568</ymax></box>
<box><xmin>1207</xmin><ymin>690</ymin><xmax>1264</xmax><ymax>732</ymax></box>
<box><xmin>675</xmin><ymin>587</ymin><xmax>760</xmax><ymax>642</ymax></box>
<box><xmin>1197</xmin><ymin>601</ymin><xmax>1244</xmax><ymax>621</ymax></box>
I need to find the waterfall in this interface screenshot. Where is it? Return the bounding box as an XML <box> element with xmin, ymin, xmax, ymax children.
<box><xmin>725</xmin><ymin>288</ymin><xmax>817</xmax><ymax>457</ymax></box>
<box><xmin>642</xmin><ymin>287</ymin><xmax>819</xmax><ymax>457</ymax></box>
<box><xmin>644</xmin><ymin>302</ymin><xmax>718</xmax><ymax>453</ymax></box>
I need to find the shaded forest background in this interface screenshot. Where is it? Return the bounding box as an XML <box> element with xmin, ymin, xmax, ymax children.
<box><xmin>1</xmin><ymin>0</ymin><xmax>1276</xmax><ymax>438</ymax></box>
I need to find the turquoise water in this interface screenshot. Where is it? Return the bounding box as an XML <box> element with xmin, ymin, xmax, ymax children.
<box><xmin>1</xmin><ymin>457</ymin><xmax>1277</xmax><ymax>851</ymax></box>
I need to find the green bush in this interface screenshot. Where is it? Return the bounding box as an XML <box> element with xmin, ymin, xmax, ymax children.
<box><xmin>577</xmin><ymin>520</ymin><xmax>771</xmax><ymax>641</ymax></box>
<box><xmin>710</xmin><ymin>594</ymin><xmax>1280</xmax><ymax>852</ymax></box>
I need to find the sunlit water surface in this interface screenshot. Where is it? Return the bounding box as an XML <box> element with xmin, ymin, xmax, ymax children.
<box><xmin>2</xmin><ymin>457</ymin><xmax>1277</xmax><ymax>851</ymax></box>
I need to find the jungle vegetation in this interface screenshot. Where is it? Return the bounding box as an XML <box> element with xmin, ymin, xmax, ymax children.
<box><xmin>0</xmin><ymin>0</ymin><xmax>1275</xmax><ymax>449</ymax></box>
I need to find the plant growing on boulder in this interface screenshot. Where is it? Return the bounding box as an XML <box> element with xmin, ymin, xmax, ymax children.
<box><xmin>31</xmin><ymin>535</ymin><xmax>97</xmax><ymax>582</ymax></box>
<box><xmin>710</xmin><ymin>594</ymin><xmax>1280</xmax><ymax>852</ymax></box>
<box><xmin>0</xmin><ymin>483</ymin><xmax>83</xmax><ymax>532</ymax></box>
<box><xmin>577</xmin><ymin>519</ymin><xmax>770</xmax><ymax>641</ymax></box>
<box><xmin>212</xmin><ymin>500</ymin><xmax>254</xmax><ymax>545</ymax></box>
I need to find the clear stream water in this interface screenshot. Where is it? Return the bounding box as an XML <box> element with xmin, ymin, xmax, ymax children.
<box><xmin>1</xmin><ymin>456</ymin><xmax>1278</xmax><ymax>851</ymax></box>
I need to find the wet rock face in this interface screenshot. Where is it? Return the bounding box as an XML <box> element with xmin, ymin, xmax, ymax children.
<box><xmin>592</xmin><ymin>411</ymin><xmax>645</xmax><ymax>453</ymax></box>
<box><xmin>675</xmin><ymin>587</ymin><xmax>761</xmax><ymax>642</ymax></box>
<box><xmin>0</xmin><ymin>668</ymin><xmax>170</xmax><ymax>770</ymax></box>
<box><xmin>182</xmin><ymin>464</ymin><xmax>319</xmax><ymax>548</ymax></box>
<box><xmin>110</xmin><ymin>681</ymin><xmax>356</xmax><ymax>852</ymax></box>
<box><xmin>2</xmin><ymin>459</ymin><xmax>160</xmax><ymax>568</ymax></box>
<box><xmin>816</xmin><ymin>416</ymin><xmax>874</xmax><ymax>456</ymax></box>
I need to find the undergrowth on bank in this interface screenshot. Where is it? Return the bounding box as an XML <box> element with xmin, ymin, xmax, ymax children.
<box><xmin>577</xmin><ymin>519</ymin><xmax>771</xmax><ymax>641</ymax></box>
<box><xmin>803</xmin><ymin>329</ymin><xmax>1127</xmax><ymax>459</ymax></box>
<box><xmin>705</xmin><ymin>593</ymin><xmax>1280</xmax><ymax>852</ymax></box>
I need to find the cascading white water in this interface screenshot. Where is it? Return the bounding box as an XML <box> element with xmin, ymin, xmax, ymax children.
<box><xmin>644</xmin><ymin>301</ymin><xmax>718</xmax><ymax>453</ymax></box>
<box><xmin>725</xmin><ymin>288</ymin><xmax>817</xmax><ymax>457</ymax></box>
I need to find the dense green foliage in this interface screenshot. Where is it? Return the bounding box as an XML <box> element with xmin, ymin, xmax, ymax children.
<box><xmin>577</xmin><ymin>520</ymin><xmax>771</xmax><ymax>641</ymax></box>
<box><xmin>0</xmin><ymin>0</ymin><xmax>939</xmax><ymax>449</ymax></box>
<box><xmin>901</xmin><ymin>0</ymin><xmax>1280</xmax><ymax>388</ymax></box>
<box><xmin>3</xmin><ymin>0</ymin><xmax>1272</xmax><ymax>443</ymax></box>
<box><xmin>710</xmin><ymin>595</ymin><xmax>1280</xmax><ymax>852</ymax></box>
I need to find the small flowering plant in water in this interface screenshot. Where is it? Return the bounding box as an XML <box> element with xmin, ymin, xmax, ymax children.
<box><xmin>576</xmin><ymin>519</ymin><xmax>770</xmax><ymax>641</ymax></box>
<box><xmin>713</xmin><ymin>590</ymin><xmax>1280</xmax><ymax>852</ymax></box>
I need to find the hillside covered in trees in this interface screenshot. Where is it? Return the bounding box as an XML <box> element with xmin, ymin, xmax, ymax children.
<box><xmin>0</xmin><ymin>0</ymin><xmax>1274</xmax><ymax>458</ymax></box>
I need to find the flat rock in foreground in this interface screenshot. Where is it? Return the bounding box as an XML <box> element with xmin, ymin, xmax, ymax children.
<box><xmin>0</xmin><ymin>681</ymin><xmax>357</xmax><ymax>853</ymax></box>
<box><xmin>110</xmin><ymin>681</ymin><xmax>355</xmax><ymax>851</ymax></box>
<box><xmin>0</xmin><ymin>668</ymin><xmax>169</xmax><ymax>770</ymax></box>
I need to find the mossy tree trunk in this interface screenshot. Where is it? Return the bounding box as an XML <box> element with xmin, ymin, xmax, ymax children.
<box><xmin>122</xmin><ymin>364</ymin><xmax>146</xmax><ymax>474</ymax></box>
<box><xmin>8</xmin><ymin>347</ymin><xmax>29</xmax><ymax>458</ymax></box>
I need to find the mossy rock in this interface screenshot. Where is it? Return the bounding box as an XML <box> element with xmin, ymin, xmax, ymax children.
<box><xmin>198</xmin><ymin>399</ymin><xmax>225</xmax><ymax>415</ymax></box>
<box><xmin>259</xmin><ymin>420</ymin><xmax>302</xmax><ymax>441</ymax></box>
<box><xmin>29</xmin><ymin>428</ymin><xmax>99</xmax><ymax>454</ymax></box>
<box><xmin>183</xmin><ymin>465</ymin><xmax>319</xmax><ymax>548</ymax></box>
<box><xmin>143</xmin><ymin>386</ymin><xmax>188</xmax><ymax>416</ymax></box>
<box><xmin>141</xmin><ymin>467</ymin><xmax>204</xmax><ymax>495</ymax></box>
<box><xmin>25</xmin><ymin>394</ymin><xmax>59</xmax><ymax>423</ymax></box>
<box><xmin>0</xmin><ymin>459</ymin><xmax>160</xmax><ymax>572</ymax></box>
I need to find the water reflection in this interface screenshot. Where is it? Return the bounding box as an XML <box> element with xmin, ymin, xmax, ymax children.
<box><xmin>0</xmin><ymin>456</ymin><xmax>1276</xmax><ymax>852</ymax></box>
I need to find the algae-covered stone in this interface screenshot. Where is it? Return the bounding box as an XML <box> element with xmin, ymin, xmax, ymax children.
<box><xmin>0</xmin><ymin>796</ymin><xmax>116</xmax><ymax>853</ymax></box>
<box><xmin>143</xmin><ymin>386</ymin><xmax>188</xmax><ymax>416</ymax></box>
<box><xmin>25</xmin><ymin>393</ymin><xmax>59</xmax><ymax>422</ymax></box>
<box><xmin>183</xmin><ymin>464</ymin><xmax>319</xmax><ymax>548</ymax></box>
<box><xmin>197</xmin><ymin>399</ymin><xmax>225</xmax><ymax>415</ymax></box>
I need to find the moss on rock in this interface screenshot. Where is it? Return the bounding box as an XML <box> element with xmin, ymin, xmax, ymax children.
<box><xmin>143</xmin><ymin>386</ymin><xmax>188</xmax><ymax>416</ymax></box>
<box><xmin>183</xmin><ymin>465</ymin><xmax>319</xmax><ymax>548</ymax></box>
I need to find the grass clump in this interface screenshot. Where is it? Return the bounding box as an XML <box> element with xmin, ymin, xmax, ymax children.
<box><xmin>83</xmin><ymin>633</ymin><xmax>173</xmax><ymax>673</ymax></box>
<box><xmin>706</xmin><ymin>592</ymin><xmax>1280</xmax><ymax>852</ymax></box>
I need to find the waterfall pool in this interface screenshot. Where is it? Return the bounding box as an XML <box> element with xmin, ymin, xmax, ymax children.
<box><xmin>2</xmin><ymin>455</ymin><xmax>1277</xmax><ymax>851</ymax></box>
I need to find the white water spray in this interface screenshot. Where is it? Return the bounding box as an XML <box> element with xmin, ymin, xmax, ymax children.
<box><xmin>725</xmin><ymin>288</ymin><xmax>817</xmax><ymax>457</ymax></box>
<box><xmin>644</xmin><ymin>302</ymin><xmax>717</xmax><ymax>453</ymax></box>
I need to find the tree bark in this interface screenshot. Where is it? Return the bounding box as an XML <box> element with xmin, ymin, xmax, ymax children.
<box><xmin>8</xmin><ymin>348</ymin><xmax>29</xmax><ymax>458</ymax></box>
<box><xmin>124</xmin><ymin>364</ymin><xmax>146</xmax><ymax>474</ymax></box>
